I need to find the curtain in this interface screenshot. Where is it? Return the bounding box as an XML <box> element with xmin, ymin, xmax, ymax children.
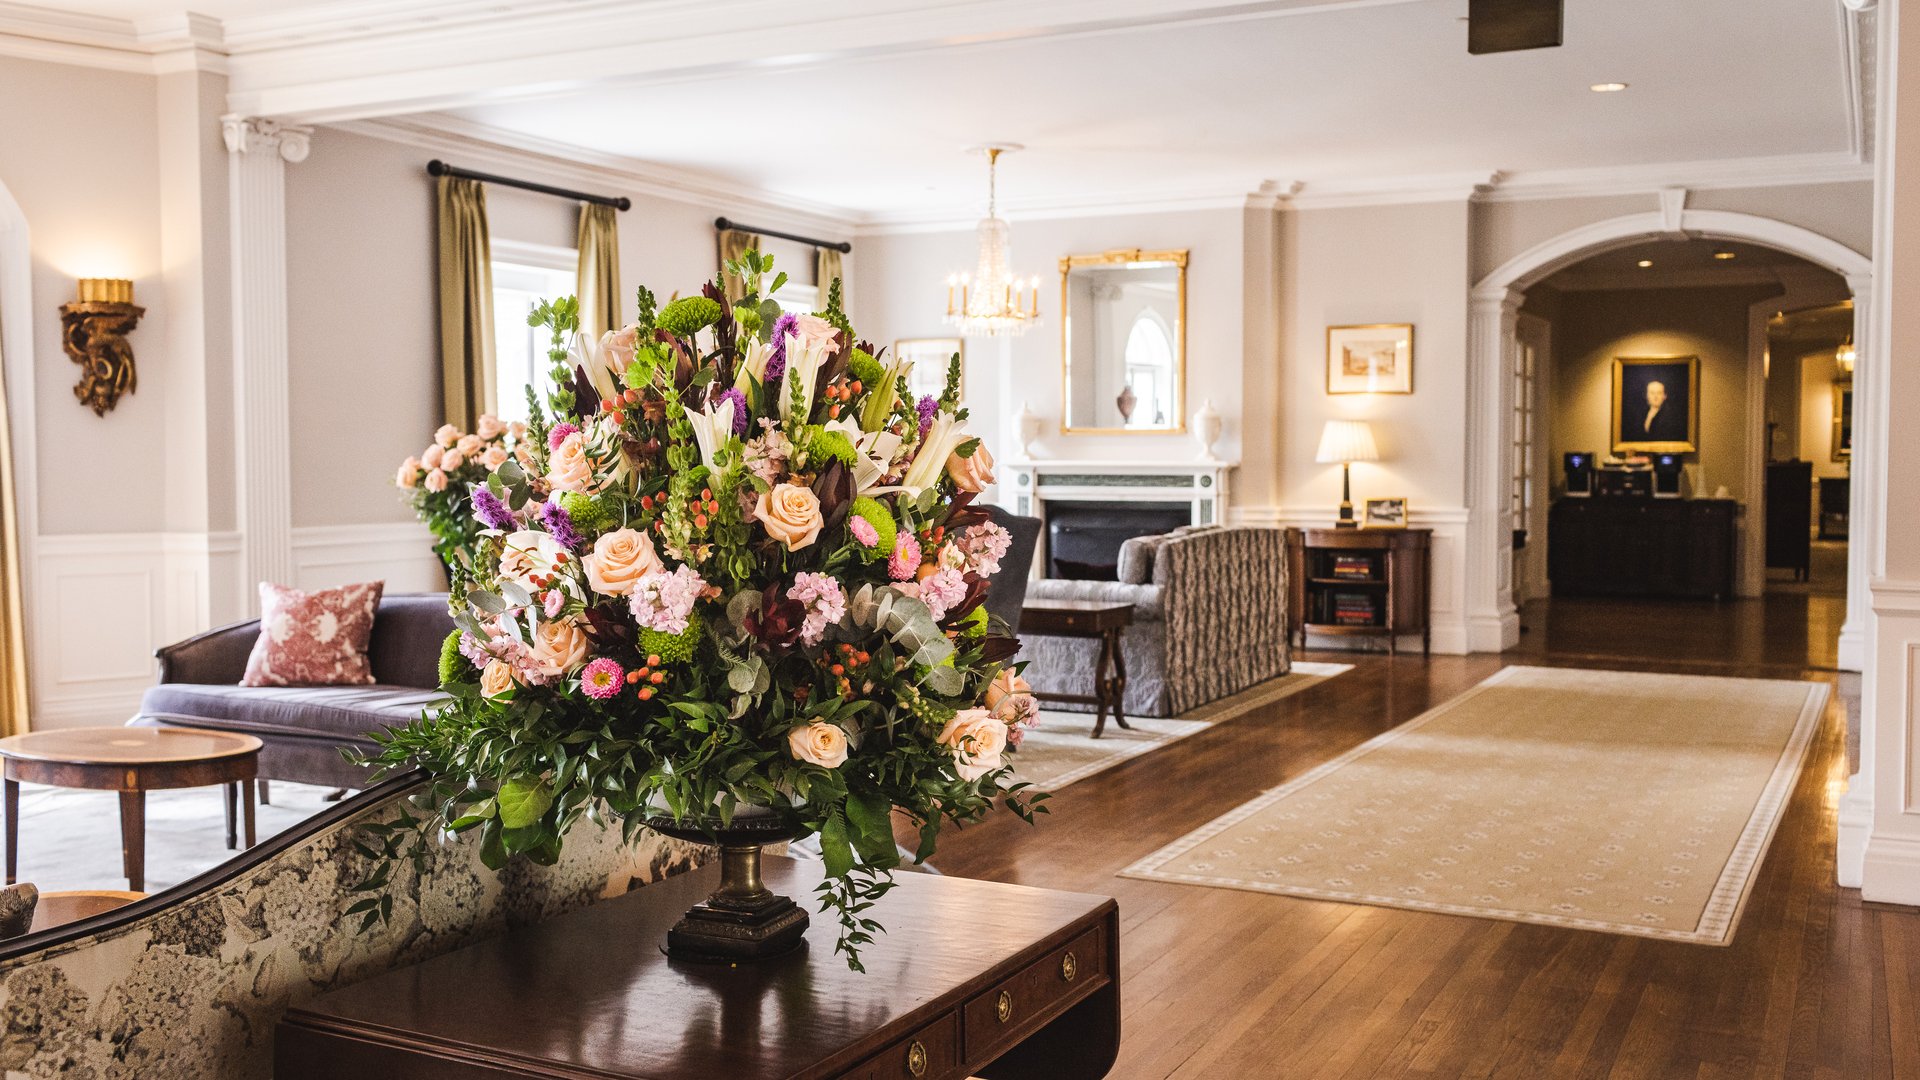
<box><xmin>0</xmin><ymin>304</ymin><xmax>27</xmax><ymax>737</ymax></box>
<box><xmin>576</xmin><ymin>202</ymin><xmax>621</xmax><ymax>342</ymax></box>
<box><xmin>436</xmin><ymin>175</ymin><xmax>496</xmax><ymax>430</ymax></box>
<box><xmin>815</xmin><ymin>246</ymin><xmax>843</xmax><ymax>310</ymax></box>
<box><xmin>718</xmin><ymin>228</ymin><xmax>759</xmax><ymax>303</ymax></box>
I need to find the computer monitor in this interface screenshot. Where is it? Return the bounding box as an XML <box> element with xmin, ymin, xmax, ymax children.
<box><xmin>1564</xmin><ymin>452</ymin><xmax>1595</xmax><ymax>497</ymax></box>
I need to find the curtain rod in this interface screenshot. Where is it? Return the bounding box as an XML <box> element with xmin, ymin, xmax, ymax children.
<box><xmin>715</xmin><ymin>216</ymin><xmax>852</xmax><ymax>254</ymax></box>
<box><xmin>427</xmin><ymin>160</ymin><xmax>631</xmax><ymax>211</ymax></box>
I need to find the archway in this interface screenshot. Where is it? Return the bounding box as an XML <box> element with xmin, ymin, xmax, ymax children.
<box><xmin>1463</xmin><ymin>206</ymin><xmax>1874</xmax><ymax>670</ymax></box>
<box><xmin>0</xmin><ymin>182</ymin><xmax>35</xmax><ymax>587</ymax></box>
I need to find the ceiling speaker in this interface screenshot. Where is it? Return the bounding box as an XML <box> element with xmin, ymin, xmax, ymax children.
<box><xmin>1468</xmin><ymin>0</ymin><xmax>1564</xmax><ymax>54</ymax></box>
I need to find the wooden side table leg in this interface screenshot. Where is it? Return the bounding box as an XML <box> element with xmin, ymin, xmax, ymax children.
<box><xmin>1108</xmin><ymin>629</ymin><xmax>1133</xmax><ymax>732</ymax></box>
<box><xmin>118</xmin><ymin>790</ymin><xmax>146</xmax><ymax>893</ymax></box>
<box><xmin>257</xmin><ymin>780</ymin><xmax>271</xmax><ymax>806</ymax></box>
<box><xmin>4</xmin><ymin>777</ymin><xmax>17</xmax><ymax>887</ymax></box>
<box><xmin>243</xmin><ymin>779</ymin><xmax>257</xmax><ymax>848</ymax></box>
<box><xmin>224</xmin><ymin>781</ymin><xmax>239</xmax><ymax>850</ymax></box>
<box><xmin>1091</xmin><ymin>633</ymin><xmax>1113</xmax><ymax>739</ymax></box>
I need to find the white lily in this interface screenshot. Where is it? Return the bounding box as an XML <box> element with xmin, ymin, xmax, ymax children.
<box><xmin>736</xmin><ymin>336</ymin><xmax>772</xmax><ymax>392</ymax></box>
<box><xmin>897</xmin><ymin>414</ymin><xmax>967</xmax><ymax>496</ymax></box>
<box><xmin>777</xmin><ymin>334</ymin><xmax>832</xmax><ymax>422</ymax></box>
<box><xmin>566</xmin><ymin>330</ymin><xmax>623</xmax><ymax>403</ymax></box>
<box><xmin>825</xmin><ymin>417</ymin><xmax>904</xmax><ymax>493</ymax></box>
<box><xmin>683</xmin><ymin>396</ymin><xmax>738</xmax><ymax>472</ymax></box>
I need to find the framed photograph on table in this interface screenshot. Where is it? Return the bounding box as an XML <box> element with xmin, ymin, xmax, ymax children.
<box><xmin>1611</xmin><ymin>355</ymin><xmax>1699</xmax><ymax>453</ymax></box>
<box><xmin>1362</xmin><ymin>497</ymin><xmax>1409</xmax><ymax>529</ymax></box>
<box><xmin>893</xmin><ymin>338</ymin><xmax>964</xmax><ymax>401</ymax></box>
<box><xmin>1327</xmin><ymin>324</ymin><xmax>1414</xmax><ymax>394</ymax></box>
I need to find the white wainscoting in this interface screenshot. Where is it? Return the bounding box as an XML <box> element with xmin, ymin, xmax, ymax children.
<box><xmin>28</xmin><ymin>523</ymin><xmax>442</xmax><ymax>730</ymax></box>
<box><xmin>1232</xmin><ymin>505</ymin><xmax>1474</xmax><ymax>655</ymax></box>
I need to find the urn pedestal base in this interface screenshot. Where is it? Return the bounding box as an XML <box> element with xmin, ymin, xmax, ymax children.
<box><xmin>642</xmin><ymin>814</ymin><xmax>812</xmax><ymax>963</ymax></box>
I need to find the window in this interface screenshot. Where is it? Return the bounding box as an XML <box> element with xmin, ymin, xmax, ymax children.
<box><xmin>772</xmin><ymin>279</ymin><xmax>818</xmax><ymax>314</ymax></box>
<box><xmin>1123</xmin><ymin>310</ymin><xmax>1176</xmax><ymax>429</ymax></box>
<box><xmin>491</xmin><ymin>241</ymin><xmax>578</xmax><ymax>425</ymax></box>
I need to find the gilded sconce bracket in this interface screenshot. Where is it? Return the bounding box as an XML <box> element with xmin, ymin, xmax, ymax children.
<box><xmin>58</xmin><ymin>288</ymin><xmax>143</xmax><ymax>416</ymax></box>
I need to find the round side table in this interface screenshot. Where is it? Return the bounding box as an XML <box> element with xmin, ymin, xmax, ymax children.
<box><xmin>0</xmin><ymin>726</ymin><xmax>263</xmax><ymax>892</ymax></box>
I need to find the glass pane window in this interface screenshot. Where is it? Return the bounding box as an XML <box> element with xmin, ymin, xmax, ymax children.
<box><xmin>491</xmin><ymin>252</ymin><xmax>577</xmax><ymax>426</ymax></box>
<box><xmin>1123</xmin><ymin>311</ymin><xmax>1176</xmax><ymax>429</ymax></box>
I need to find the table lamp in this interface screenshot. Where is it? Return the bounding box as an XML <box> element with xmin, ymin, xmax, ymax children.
<box><xmin>1316</xmin><ymin>419</ymin><xmax>1378</xmax><ymax>528</ymax></box>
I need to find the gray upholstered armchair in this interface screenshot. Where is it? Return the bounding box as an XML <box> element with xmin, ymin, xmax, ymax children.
<box><xmin>1020</xmin><ymin>526</ymin><xmax>1290</xmax><ymax>717</ymax></box>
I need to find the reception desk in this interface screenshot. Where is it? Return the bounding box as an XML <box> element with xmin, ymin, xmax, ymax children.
<box><xmin>1548</xmin><ymin>497</ymin><xmax>1738</xmax><ymax>601</ymax></box>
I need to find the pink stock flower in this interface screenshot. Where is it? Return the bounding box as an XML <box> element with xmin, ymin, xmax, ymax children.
<box><xmin>917</xmin><ymin>568</ymin><xmax>967</xmax><ymax>621</ymax></box>
<box><xmin>888</xmin><ymin>534</ymin><xmax>923</xmax><ymax>582</ymax></box>
<box><xmin>787</xmin><ymin>572</ymin><xmax>847</xmax><ymax>647</ymax></box>
<box><xmin>580</xmin><ymin>657</ymin><xmax>623</xmax><ymax>700</ymax></box>
<box><xmin>958</xmin><ymin>521</ymin><xmax>1012</xmax><ymax>578</ymax></box>
<box><xmin>630</xmin><ymin>564</ymin><xmax>706</xmax><ymax>635</ymax></box>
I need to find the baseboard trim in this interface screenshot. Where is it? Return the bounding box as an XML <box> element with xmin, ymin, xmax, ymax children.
<box><xmin>1836</xmin><ymin>779</ymin><xmax>1873</xmax><ymax>889</ymax></box>
<box><xmin>1860</xmin><ymin>832</ymin><xmax>1920</xmax><ymax>906</ymax></box>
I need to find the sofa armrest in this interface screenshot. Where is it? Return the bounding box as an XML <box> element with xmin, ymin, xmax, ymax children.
<box><xmin>1025</xmin><ymin>578</ymin><xmax>1163</xmax><ymax>621</ymax></box>
<box><xmin>154</xmin><ymin>619</ymin><xmax>261</xmax><ymax>685</ymax></box>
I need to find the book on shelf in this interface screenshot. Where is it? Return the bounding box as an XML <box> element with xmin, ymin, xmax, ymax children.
<box><xmin>1329</xmin><ymin>555</ymin><xmax>1375</xmax><ymax>579</ymax></box>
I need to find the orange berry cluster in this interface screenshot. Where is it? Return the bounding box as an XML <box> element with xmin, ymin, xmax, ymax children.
<box><xmin>821</xmin><ymin>380</ymin><xmax>863</xmax><ymax>419</ymax></box>
<box><xmin>624</xmin><ymin>653</ymin><xmax>669</xmax><ymax>701</ymax></box>
<box><xmin>829</xmin><ymin>642</ymin><xmax>875</xmax><ymax>699</ymax></box>
<box><xmin>598</xmin><ymin>388</ymin><xmax>644</xmax><ymax>427</ymax></box>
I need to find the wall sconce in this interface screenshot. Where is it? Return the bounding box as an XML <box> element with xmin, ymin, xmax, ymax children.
<box><xmin>58</xmin><ymin>278</ymin><xmax>143</xmax><ymax>416</ymax></box>
<box><xmin>1835</xmin><ymin>336</ymin><xmax>1857</xmax><ymax>375</ymax></box>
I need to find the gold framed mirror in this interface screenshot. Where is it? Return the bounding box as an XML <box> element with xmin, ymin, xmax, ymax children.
<box><xmin>1060</xmin><ymin>248</ymin><xmax>1188</xmax><ymax>433</ymax></box>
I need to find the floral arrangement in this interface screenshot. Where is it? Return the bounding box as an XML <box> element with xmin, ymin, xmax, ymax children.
<box><xmin>395</xmin><ymin>415</ymin><xmax>526</xmax><ymax>574</ymax></box>
<box><xmin>366</xmin><ymin>253</ymin><xmax>1043</xmax><ymax>967</ymax></box>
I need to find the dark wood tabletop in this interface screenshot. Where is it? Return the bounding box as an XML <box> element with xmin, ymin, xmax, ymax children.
<box><xmin>277</xmin><ymin>857</ymin><xmax>1120</xmax><ymax>1080</ymax></box>
<box><xmin>1019</xmin><ymin>599</ymin><xmax>1133</xmax><ymax>634</ymax></box>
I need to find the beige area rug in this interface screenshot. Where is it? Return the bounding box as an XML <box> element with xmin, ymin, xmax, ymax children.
<box><xmin>1120</xmin><ymin>666</ymin><xmax>1828</xmax><ymax>945</ymax></box>
<box><xmin>1008</xmin><ymin>662</ymin><xmax>1352</xmax><ymax>792</ymax></box>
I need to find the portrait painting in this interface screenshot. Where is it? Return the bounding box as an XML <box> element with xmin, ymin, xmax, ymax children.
<box><xmin>1327</xmin><ymin>324</ymin><xmax>1414</xmax><ymax>394</ymax></box>
<box><xmin>1611</xmin><ymin>356</ymin><xmax>1699</xmax><ymax>454</ymax></box>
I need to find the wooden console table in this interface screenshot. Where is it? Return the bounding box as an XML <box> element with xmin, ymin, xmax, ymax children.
<box><xmin>1284</xmin><ymin>527</ymin><xmax>1432</xmax><ymax>657</ymax></box>
<box><xmin>277</xmin><ymin>857</ymin><xmax>1120</xmax><ymax>1079</ymax></box>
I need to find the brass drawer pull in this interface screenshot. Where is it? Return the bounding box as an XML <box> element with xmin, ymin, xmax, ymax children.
<box><xmin>996</xmin><ymin>989</ymin><xmax>1014</xmax><ymax>1022</ymax></box>
<box><xmin>906</xmin><ymin>1039</ymin><xmax>928</xmax><ymax>1077</ymax></box>
<box><xmin>1060</xmin><ymin>951</ymin><xmax>1078</xmax><ymax>983</ymax></box>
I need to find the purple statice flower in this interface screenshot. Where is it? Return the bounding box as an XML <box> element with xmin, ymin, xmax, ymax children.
<box><xmin>718</xmin><ymin>387</ymin><xmax>749</xmax><ymax>435</ymax></box>
<box><xmin>548</xmin><ymin>422</ymin><xmax>580</xmax><ymax>451</ymax></box>
<box><xmin>786</xmin><ymin>572</ymin><xmax>848</xmax><ymax>647</ymax></box>
<box><xmin>470</xmin><ymin>487</ymin><xmax>516</xmax><ymax>532</ymax></box>
<box><xmin>538</xmin><ymin>497</ymin><xmax>583</xmax><ymax>551</ymax></box>
<box><xmin>765</xmin><ymin>312</ymin><xmax>798</xmax><ymax>388</ymax></box>
<box><xmin>916</xmin><ymin>395</ymin><xmax>939</xmax><ymax>438</ymax></box>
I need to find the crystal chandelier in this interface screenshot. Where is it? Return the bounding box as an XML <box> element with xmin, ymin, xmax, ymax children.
<box><xmin>945</xmin><ymin>145</ymin><xmax>1040</xmax><ymax>338</ymax></box>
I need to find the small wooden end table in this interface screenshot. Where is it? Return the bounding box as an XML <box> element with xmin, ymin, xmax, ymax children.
<box><xmin>0</xmin><ymin>726</ymin><xmax>263</xmax><ymax>892</ymax></box>
<box><xmin>1020</xmin><ymin>599</ymin><xmax>1134</xmax><ymax>738</ymax></box>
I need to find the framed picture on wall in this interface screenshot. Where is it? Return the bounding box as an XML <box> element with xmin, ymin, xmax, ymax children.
<box><xmin>1833</xmin><ymin>381</ymin><xmax>1853</xmax><ymax>461</ymax></box>
<box><xmin>893</xmin><ymin>338</ymin><xmax>964</xmax><ymax>401</ymax></box>
<box><xmin>1611</xmin><ymin>355</ymin><xmax>1700</xmax><ymax>454</ymax></box>
<box><xmin>1326</xmin><ymin>324</ymin><xmax>1414</xmax><ymax>394</ymax></box>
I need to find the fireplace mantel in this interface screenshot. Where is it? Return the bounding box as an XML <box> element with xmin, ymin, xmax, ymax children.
<box><xmin>1003</xmin><ymin>457</ymin><xmax>1236</xmax><ymax>528</ymax></box>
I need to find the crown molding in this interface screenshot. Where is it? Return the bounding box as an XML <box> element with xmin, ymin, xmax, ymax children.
<box><xmin>1475</xmin><ymin>151</ymin><xmax>1872</xmax><ymax>202</ymax></box>
<box><xmin>0</xmin><ymin>2</ymin><xmax>226</xmax><ymax>73</ymax></box>
<box><xmin>1283</xmin><ymin>171</ymin><xmax>1500</xmax><ymax>210</ymax></box>
<box><xmin>855</xmin><ymin>186</ymin><xmax>1260</xmax><ymax>235</ymax></box>
<box><xmin>334</xmin><ymin>114</ymin><xmax>862</xmax><ymax>233</ymax></box>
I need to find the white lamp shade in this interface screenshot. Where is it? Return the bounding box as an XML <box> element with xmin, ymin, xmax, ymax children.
<box><xmin>1315</xmin><ymin>419</ymin><xmax>1379</xmax><ymax>464</ymax></box>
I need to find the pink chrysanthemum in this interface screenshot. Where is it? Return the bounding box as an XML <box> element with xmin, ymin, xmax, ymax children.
<box><xmin>547</xmin><ymin>422</ymin><xmax>581</xmax><ymax>451</ymax></box>
<box><xmin>580</xmin><ymin>657</ymin><xmax>623</xmax><ymax>700</ymax></box>
<box><xmin>888</xmin><ymin>534</ymin><xmax>923</xmax><ymax>581</ymax></box>
<box><xmin>850</xmin><ymin>516</ymin><xmax>879</xmax><ymax>548</ymax></box>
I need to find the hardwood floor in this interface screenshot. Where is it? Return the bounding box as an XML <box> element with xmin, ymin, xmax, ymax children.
<box><xmin>929</xmin><ymin>601</ymin><xmax>1918</xmax><ymax>1078</ymax></box>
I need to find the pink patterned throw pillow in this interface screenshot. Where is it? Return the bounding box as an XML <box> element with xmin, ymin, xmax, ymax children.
<box><xmin>241</xmin><ymin>581</ymin><xmax>385</xmax><ymax>687</ymax></box>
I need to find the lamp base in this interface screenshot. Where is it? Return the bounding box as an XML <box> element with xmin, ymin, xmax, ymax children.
<box><xmin>1335</xmin><ymin>519</ymin><xmax>1359</xmax><ymax>530</ymax></box>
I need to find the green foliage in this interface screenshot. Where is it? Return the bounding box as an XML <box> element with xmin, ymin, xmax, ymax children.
<box><xmin>846</xmin><ymin>348</ymin><xmax>885</xmax><ymax>389</ymax></box>
<box><xmin>556</xmin><ymin>491</ymin><xmax>615</xmax><ymax>537</ymax></box>
<box><xmin>657</xmin><ymin>296</ymin><xmax>723</xmax><ymax>338</ymax></box>
<box><xmin>438</xmin><ymin>629</ymin><xmax>472</xmax><ymax>686</ymax></box>
<box><xmin>638</xmin><ymin>620</ymin><xmax>702</xmax><ymax>664</ymax></box>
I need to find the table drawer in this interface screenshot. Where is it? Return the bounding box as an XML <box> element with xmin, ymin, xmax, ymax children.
<box><xmin>962</xmin><ymin>924</ymin><xmax>1107</xmax><ymax>1062</ymax></box>
<box><xmin>840</xmin><ymin>1009</ymin><xmax>961</xmax><ymax>1080</ymax></box>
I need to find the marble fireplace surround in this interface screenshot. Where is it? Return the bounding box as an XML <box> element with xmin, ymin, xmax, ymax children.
<box><xmin>1003</xmin><ymin>457</ymin><xmax>1237</xmax><ymax>576</ymax></box>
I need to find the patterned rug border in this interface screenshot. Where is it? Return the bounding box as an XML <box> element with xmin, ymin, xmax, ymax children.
<box><xmin>1018</xmin><ymin>662</ymin><xmax>1353</xmax><ymax>792</ymax></box>
<box><xmin>1118</xmin><ymin>665</ymin><xmax>1830</xmax><ymax>945</ymax></box>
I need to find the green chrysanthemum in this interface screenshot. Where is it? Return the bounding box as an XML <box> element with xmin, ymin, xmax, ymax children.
<box><xmin>438</xmin><ymin>629</ymin><xmax>472</xmax><ymax>686</ymax></box>
<box><xmin>656</xmin><ymin>296</ymin><xmax>723</xmax><ymax>338</ymax></box>
<box><xmin>846</xmin><ymin>348</ymin><xmax>885</xmax><ymax>389</ymax></box>
<box><xmin>809</xmin><ymin>428</ymin><xmax>858</xmax><ymax>470</ymax></box>
<box><xmin>848</xmin><ymin>496</ymin><xmax>897</xmax><ymax>557</ymax></box>
<box><xmin>556</xmin><ymin>491</ymin><xmax>615</xmax><ymax>537</ymax></box>
<box><xmin>638</xmin><ymin>621</ymin><xmax>702</xmax><ymax>664</ymax></box>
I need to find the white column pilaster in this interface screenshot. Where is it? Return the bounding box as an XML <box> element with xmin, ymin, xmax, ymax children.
<box><xmin>223</xmin><ymin>116</ymin><xmax>308</xmax><ymax>609</ymax></box>
<box><xmin>1463</xmin><ymin>287</ymin><xmax>1522</xmax><ymax>652</ymax></box>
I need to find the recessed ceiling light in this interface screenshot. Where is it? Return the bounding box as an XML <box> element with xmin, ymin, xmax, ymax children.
<box><xmin>1713</xmin><ymin>250</ymin><xmax>1737</xmax><ymax>260</ymax></box>
<box><xmin>1590</xmin><ymin>82</ymin><xmax>1630</xmax><ymax>93</ymax></box>
<box><xmin>1637</xmin><ymin>259</ymin><xmax>1654</xmax><ymax>268</ymax></box>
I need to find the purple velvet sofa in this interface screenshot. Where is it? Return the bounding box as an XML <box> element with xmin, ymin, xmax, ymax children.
<box><xmin>131</xmin><ymin>593</ymin><xmax>453</xmax><ymax>790</ymax></box>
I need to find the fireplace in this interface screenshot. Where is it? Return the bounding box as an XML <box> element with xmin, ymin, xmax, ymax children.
<box><xmin>1046</xmin><ymin>500</ymin><xmax>1193</xmax><ymax>580</ymax></box>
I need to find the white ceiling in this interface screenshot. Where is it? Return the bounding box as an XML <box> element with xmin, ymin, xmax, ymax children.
<box><xmin>426</xmin><ymin>0</ymin><xmax>1857</xmax><ymax>218</ymax></box>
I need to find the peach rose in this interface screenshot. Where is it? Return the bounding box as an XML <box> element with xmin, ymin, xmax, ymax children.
<box><xmin>946</xmin><ymin>442</ymin><xmax>995</xmax><ymax>493</ymax></box>
<box><xmin>435</xmin><ymin>424</ymin><xmax>461</xmax><ymax>448</ymax></box>
<box><xmin>480</xmin><ymin>659</ymin><xmax>515</xmax><ymax>698</ymax></box>
<box><xmin>476</xmin><ymin>413</ymin><xmax>506</xmax><ymax>440</ymax></box>
<box><xmin>546</xmin><ymin>431</ymin><xmax>602</xmax><ymax>495</ymax></box>
<box><xmin>423</xmin><ymin>469</ymin><xmax>449</xmax><ymax>493</ymax></box>
<box><xmin>789</xmin><ymin>312</ymin><xmax>840</xmax><ymax>353</ymax></box>
<box><xmin>599</xmin><ymin>324</ymin><xmax>640</xmax><ymax>370</ymax></box>
<box><xmin>441</xmin><ymin>449</ymin><xmax>466</xmax><ymax>472</ymax></box>
<box><xmin>529</xmin><ymin>618</ymin><xmax>589</xmax><ymax>677</ymax></box>
<box><xmin>396</xmin><ymin>457</ymin><xmax>422</xmax><ymax>489</ymax></box>
<box><xmin>937</xmin><ymin>708</ymin><xmax>1008</xmax><ymax>781</ymax></box>
<box><xmin>985</xmin><ymin>668</ymin><xmax>1037</xmax><ymax>725</ymax></box>
<box><xmin>481</xmin><ymin>446</ymin><xmax>510</xmax><ymax>470</ymax></box>
<box><xmin>585</xmin><ymin>528</ymin><xmax>664</xmax><ymax>596</ymax></box>
<box><xmin>508</xmin><ymin>421</ymin><xmax>528</xmax><ymax>441</ymax></box>
<box><xmin>422</xmin><ymin>444</ymin><xmax>445</xmax><ymax>469</ymax></box>
<box><xmin>456</xmin><ymin>433</ymin><xmax>484</xmax><ymax>457</ymax></box>
<box><xmin>787</xmin><ymin>721</ymin><xmax>849</xmax><ymax>769</ymax></box>
<box><xmin>755</xmin><ymin>483</ymin><xmax>823</xmax><ymax>551</ymax></box>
